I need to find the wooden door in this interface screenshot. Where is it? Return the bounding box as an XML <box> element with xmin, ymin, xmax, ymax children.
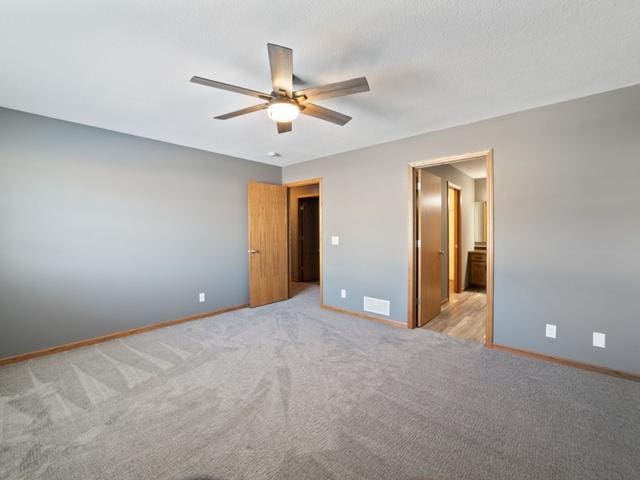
<box><xmin>418</xmin><ymin>169</ymin><xmax>442</xmax><ymax>326</ymax></box>
<box><xmin>298</xmin><ymin>196</ymin><xmax>319</xmax><ymax>281</ymax></box>
<box><xmin>248</xmin><ymin>182</ymin><xmax>288</xmax><ymax>307</ymax></box>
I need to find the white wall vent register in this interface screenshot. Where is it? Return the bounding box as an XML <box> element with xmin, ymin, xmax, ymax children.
<box><xmin>363</xmin><ymin>296</ymin><xmax>390</xmax><ymax>316</ymax></box>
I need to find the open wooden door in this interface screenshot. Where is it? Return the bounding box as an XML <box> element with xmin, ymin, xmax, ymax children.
<box><xmin>417</xmin><ymin>169</ymin><xmax>442</xmax><ymax>327</ymax></box>
<box><xmin>248</xmin><ymin>182</ymin><xmax>288</xmax><ymax>307</ymax></box>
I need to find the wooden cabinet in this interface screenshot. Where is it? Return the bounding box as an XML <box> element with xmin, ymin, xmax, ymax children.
<box><xmin>468</xmin><ymin>251</ymin><xmax>487</xmax><ymax>288</ymax></box>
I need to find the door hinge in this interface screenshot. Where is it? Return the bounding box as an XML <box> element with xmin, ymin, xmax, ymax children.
<box><xmin>416</xmin><ymin>239</ymin><xmax>421</xmax><ymax>249</ymax></box>
<box><xmin>416</xmin><ymin>297</ymin><xmax>420</xmax><ymax>305</ymax></box>
<box><xmin>416</xmin><ymin>181</ymin><xmax>421</xmax><ymax>191</ymax></box>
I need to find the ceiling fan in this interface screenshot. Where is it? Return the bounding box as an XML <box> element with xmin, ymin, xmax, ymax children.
<box><xmin>190</xmin><ymin>43</ymin><xmax>370</xmax><ymax>134</ymax></box>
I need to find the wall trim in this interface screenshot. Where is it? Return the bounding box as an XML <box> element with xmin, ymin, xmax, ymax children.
<box><xmin>0</xmin><ymin>303</ymin><xmax>248</xmax><ymax>367</ymax></box>
<box><xmin>322</xmin><ymin>304</ymin><xmax>407</xmax><ymax>329</ymax></box>
<box><xmin>447</xmin><ymin>181</ymin><xmax>461</xmax><ymax>191</ymax></box>
<box><xmin>284</xmin><ymin>177</ymin><xmax>323</xmax><ymax>188</ymax></box>
<box><xmin>491</xmin><ymin>343</ymin><xmax>640</xmax><ymax>382</ymax></box>
<box><xmin>410</xmin><ymin>150</ymin><xmax>490</xmax><ymax>169</ymax></box>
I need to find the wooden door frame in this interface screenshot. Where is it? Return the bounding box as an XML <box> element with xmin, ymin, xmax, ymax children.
<box><xmin>407</xmin><ymin>150</ymin><xmax>494</xmax><ymax>347</ymax></box>
<box><xmin>284</xmin><ymin>177</ymin><xmax>323</xmax><ymax>305</ymax></box>
<box><xmin>447</xmin><ymin>182</ymin><xmax>462</xmax><ymax>296</ymax></box>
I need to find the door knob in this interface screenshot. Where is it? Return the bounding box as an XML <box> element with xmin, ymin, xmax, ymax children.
<box><xmin>248</xmin><ymin>249</ymin><xmax>259</xmax><ymax>254</ymax></box>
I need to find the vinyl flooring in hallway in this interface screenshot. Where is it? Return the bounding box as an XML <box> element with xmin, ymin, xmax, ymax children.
<box><xmin>422</xmin><ymin>289</ymin><xmax>487</xmax><ymax>343</ymax></box>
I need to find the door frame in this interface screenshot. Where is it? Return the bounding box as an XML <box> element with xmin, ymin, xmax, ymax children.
<box><xmin>284</xmin><ymin>177</ymin><xmax>323</xmax><ymax>304</ymax></box>
<box><xmin>447</xmin><ymin>182</ymin><xmax>462</xmax><ymax>297</ymax></box>
<box><xmin>407</xmin><ymin>150</ymin><xmax>494</xmax><ymax>347</ymax></box>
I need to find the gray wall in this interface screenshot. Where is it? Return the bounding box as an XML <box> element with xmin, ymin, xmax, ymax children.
<box><xmin>283</xmin><ymin>84</ymin><xmax>640</xmax><ymax>374</ymax></box>
<box><xmin>474</xmin><ymin>178</ymin><xmax>487</xmax><ymax>202</ymax></box>
<box><xmin>425</xmin><ymin>164</ymin><xmax>475</xmax><ymax>298</ymax></box>
<box><xmin>0</xmin><ymin>107</ymin><xmax>280</xmax><ymax>358</ymax></box>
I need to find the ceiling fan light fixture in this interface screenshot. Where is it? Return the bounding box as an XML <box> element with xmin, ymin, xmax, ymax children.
<box><xmin>267</xmin><ymin>98</ymin><xmax>300</xmax><ymax>122</ymax></box>
<box><xmin>191</xmin><ymin>43</ymin><xmax>369</xmax><ymax>133</ymax></box>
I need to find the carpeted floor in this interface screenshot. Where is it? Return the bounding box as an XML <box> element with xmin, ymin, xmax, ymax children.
<box><xmin>1</xmin><ymin>284</ymin><xmax>639</xmax><ymax>480</ymax></box>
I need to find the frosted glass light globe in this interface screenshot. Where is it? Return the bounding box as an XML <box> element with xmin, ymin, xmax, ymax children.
<box><xmin>267</xmin><ymin>99</ymin><xmax>300</xmax><ymax>122</ymax></box>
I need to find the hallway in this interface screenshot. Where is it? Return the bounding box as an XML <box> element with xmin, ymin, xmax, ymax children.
<box><xmin>422</xmin><ymin>289</ymin><xmax>486</xmax><ymax>343</ymax></box>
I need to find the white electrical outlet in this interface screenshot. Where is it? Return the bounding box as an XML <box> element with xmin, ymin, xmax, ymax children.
<box><xmin>341</xmin><ymin>289</ymin><xmax>347</xmax><ymax>299</ymax></box>
<box><xmin>199</xmin><ymin>292</ymin><xmax>206</xmax><ymax>303</ymax></box>
<box><xmin>545</xmin><ymin>324</ymin><xmax>557</xmax><ymax>339</ymax></box>
<box><xmin>331</xmin><ymin>235</ymin><xmax>340</xmax><ymax>245</ymax></box>
<box><xmin>593</xmin><ymin>332</ymin><xmax>606</xmax><ymax>348</ymax></box>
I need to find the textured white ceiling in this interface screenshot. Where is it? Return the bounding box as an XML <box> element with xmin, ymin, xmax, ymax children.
<box><xmin>1</xmin><ymin>1</ymin><xmax>639</xmax><ymax>167</ymax></box>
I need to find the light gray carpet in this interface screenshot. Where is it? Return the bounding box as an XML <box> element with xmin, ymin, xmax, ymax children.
<box><xmin>1</xmin><ymin>284</ymin><xmax>639</xmax><ymax>480</ymax></box>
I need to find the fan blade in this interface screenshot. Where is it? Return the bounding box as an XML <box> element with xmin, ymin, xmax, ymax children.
<box><xmin>214</xmin><ymin>103</ymin><xmax>269</xmax><ymax>120</ymax></box>
<box><xmin>301</xmin><ymin>103</ymin><xmax>351</xmax><ymax>126</ymax></box>
<box><xmin>267</xmin><ymin>43</ymin><xmax>293</xmax><ymax>97</ymax></box>
<box><xmin>277</xmin><ymin>121</ymin><xmax>292</xmax><ymax>134</ymax></box>
<box><xmin>190</xmin><ymin>76</ymin><xmax>272</xmax><ymax>100</ymax></box>
<box><xmin>295</xmin><ymin>77</ymin><xmax>369</xmax><ymax>102</ymax></box>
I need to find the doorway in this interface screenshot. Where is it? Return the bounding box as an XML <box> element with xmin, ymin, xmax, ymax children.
<box><xmin>408</xmin><ymin>151</ymin><xmax>493</xmax><ymax>346</ymax></box>
<box><xmin>246</xmin><ymin>178</ymin><xmax>322</xmax><ymax>308</ymax></box>
<box><xmin>286</xmin><ymin>179</ymin><xmax>322</xmax><ymax>300</ymax></box>
<box><xmin>297</xmin><ymin>196</ymin><xmax>320</xmax><ymax>282</ymax></box>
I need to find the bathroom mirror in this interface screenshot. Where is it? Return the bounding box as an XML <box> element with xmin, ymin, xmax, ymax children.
<box><xmin>474</xmin><ymin>201</ymin><xmax>487</xmax><ymax>243</ymax></box>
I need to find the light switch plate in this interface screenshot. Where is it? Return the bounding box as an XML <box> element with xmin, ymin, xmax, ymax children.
<box><xmin>331</xmin><ymin>236</ymin><xmax>340</xmax><ymax>245</ymax></box>
<box><xmin>341</xmin><ymin>289</ymin><xmax>346</xmax><ymax>298</ymax></box>
<box><xmin>199</xmin><ymin>292</ymin><xmax>206</xmax><ymax>303</ymax></box>
<box><xmin>593</xmin><ymin>332</ymin><xmax>606</xmax><ymax>348</ymax></box>
<box><xmin>545</xmin><ymin>324</ymin><xmax>557</xmax><ymax>339</ymax></box>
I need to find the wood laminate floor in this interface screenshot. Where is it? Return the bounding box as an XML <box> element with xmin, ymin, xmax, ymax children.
<box><xmin>423</xmin><ymin>289</ymin><xmax>487</xmax><ymax>343</ymax></box>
